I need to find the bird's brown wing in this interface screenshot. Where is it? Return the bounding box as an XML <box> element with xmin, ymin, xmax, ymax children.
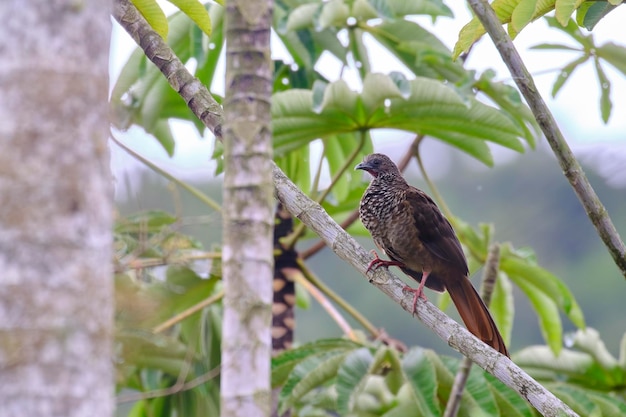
<box><xmin>405</xmin><ymin>188</ymin><xmax>509</xmax><ymax>356</ymax></box>
<box><xmin>405</xmin><ymin>187</ymin><xmax>468</xmax><ymax>275</ymax></box>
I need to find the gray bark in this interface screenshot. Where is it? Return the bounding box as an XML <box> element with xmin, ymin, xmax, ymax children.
<box><xmin>220</xmin><ymin>1</ymin><xmax>275</xmax><ymax>417</ymax></box>
<box><xmin>0</xmin><ymin>1</ymin><xmax>114</xmax><ymax>416</ymax></box>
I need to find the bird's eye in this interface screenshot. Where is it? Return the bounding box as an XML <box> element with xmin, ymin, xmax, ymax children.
<box><xmin>372</xmin><ymin>159</ymin><xmax>381</xmax><ymax>166</ymax></box>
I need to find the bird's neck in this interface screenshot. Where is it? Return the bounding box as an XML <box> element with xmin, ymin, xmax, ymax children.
<box><xmin>372</xmin><ymin>173</ymin><xmax>408</xmax><ymax>189</ymax></box>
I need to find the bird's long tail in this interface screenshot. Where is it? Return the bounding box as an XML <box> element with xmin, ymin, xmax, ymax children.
<box><xmin>446</xmin><ymin>275</ymin><xmax>509</xmax><ymax>357</ymax></box>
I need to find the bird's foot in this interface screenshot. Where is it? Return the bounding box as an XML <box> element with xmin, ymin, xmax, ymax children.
<box><xmin>366</xmin><ymin>250</ymin><xmax>405</xmax><ymax>273</ymax></box>
<box><xmin>402</xmin><ymin>285</ymin><xmax>428</xmax><ymax>315</ymax></box>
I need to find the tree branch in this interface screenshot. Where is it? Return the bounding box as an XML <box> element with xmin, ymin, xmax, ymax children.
<box><xmin>112</xmin><ymin>2</ymin><xmax>578</xmax><ymax>414</ymax></box>
<box><xmin>467</xmin><ymin>0</ymin><xmax>626</xmax><ymax>279</ymax></box>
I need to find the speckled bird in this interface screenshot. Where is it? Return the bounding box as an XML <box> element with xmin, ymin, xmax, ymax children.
<box><xmin>356</xmin><ymin>153</ymin><xmax>508</xmax><ymax>357</ymax></box>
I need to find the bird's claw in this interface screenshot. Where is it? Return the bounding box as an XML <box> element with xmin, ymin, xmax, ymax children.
<box><xmin>366</xmin><ymin>250</ymin><xmax>404</xmax><ymax>273</ymax></box>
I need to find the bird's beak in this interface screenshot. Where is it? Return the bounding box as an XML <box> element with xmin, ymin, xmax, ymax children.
<box><xmin>355</xmin><ymin>161</ymin><xmax>370</xmax><ymax>171</ymax></box>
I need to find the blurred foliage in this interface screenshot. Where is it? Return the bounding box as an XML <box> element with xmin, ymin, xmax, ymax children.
<box><xmin>271</xmin><ymin>335</ymin><xmax>626</xmax><ymax>416</ymax></box>
<box><xmin>530</xmin><ymin>17</ymin><xmax>626</xmax><ymax>123</ymax></box>
<box><xmin>114</xmin><ymin>210</ymin><xmax>223</xmax><ymax>416</ymax></box>
<box><xmin>110</xmin><ymin>0</ymin><xmax>626</xmax><ymax>415</ymax></box>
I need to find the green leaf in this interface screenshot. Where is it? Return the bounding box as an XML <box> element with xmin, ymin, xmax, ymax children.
<box><xmin>529</xmin><ymin>43</ymin><xmax>582</xmax><ymax>51</ymax></box>
<box><xmin>369</xmin><ymin>20</ymin><xmax>463</xmax><ymax>80</ymax></box>
<box><xmin>594</xmin><ymin>58</ymin><xmax>612</xmax><ymax>123</ymax></box>
<box><xmin>551</xmin><ymin>55</ymin><xmax>589</xmax><ymax>98</ymax></box>
<box><xmin>401</xmin><ymin>348</ymin><xmax>440</xmax><ymax>417</ymax></box>
<box><xmin>596</xmin><ymin>42</ymin><xmax>626</xmax><ymax>76</ymax></box>
<box><xmin>116</xmin><ymin>210</ymin><xmax>178</xmax><ymax>234</ymax></box>
<box><xmin>279</xmin><ymin>351</ymin><xmax>350</xmax><ymax>414</ymax></box>
<box><xmin>132</xmin><ymin>0</ymin><xmax>169</xmax><ymax>38</ymax></box>
<box><xmin>167</xmin><ymin>0</ymin><xmax>212</xmax><ymax>36</ymax></box>
<box><xmin>317</xmin><ymin>0</ymin><xmax>350</xmax><ymax>31</ymax></box>
<box><xmin>361</xmin><ymin>73</ymin><xmax>405</xmax><ymax>117</ymax></box>
<box><xmin>336</xmin><ymin>348</ymin><xmax>374</xmax><ymax>413</ymax></box>
<box><xmin>514</xmin><ymin>278</ymin><xmax>563</xmax><ymax>354</ymax></box>
<box><xmin>275</xmin><ymin>145</ymin><xmax>311</xmax><ymax>195</ymax></box>
<box><xmin>385</xmin><ymin>0</ymin><xmax>453</xmax><ymax>19</ymax></box>
<box><xmin>117</xmin><ymin>330</ymin><xmax>190</xmax><ymax>376</ymax></box>
<box><xmin>586</xmin><ymin>390</ymin><xmax>626</xmax><ymax>416</ymax></box>
<box><xmin>484</xmin><ymin>373</ymin><xmax>535</xmax><ymax>417</ymax></box>
<box><xmin>272</xmin><ymin>339</ymin><xmax>363</xmax><ymax>388</ymax></box>
<box><xmin>152</xmin><ymin>119</ymin><xmax>176</xmax><ymax>156</ymax></box>
<box><xmin>510</xmin><ymin>0</ymin><xmax>538</xmax><ymax>34</ymax></box>
<box><xmin>284</xmin><ymin>3</ymin><xmax>320</xmax><ymax>32</ymax></box>
<box><xmin>579</xmin><ymin>1</ymin><xmax>618</xmax><ymax>30</ymax></box>
<box><xmin>453</xmin><ymin>0</ymin><xmax>558</xmax><ymax>58</ymax></box>
<box><xmin>372</xmin><ymin>348</ymin><xmax>404</xmax><ymax>395</ymax></box>
<box><xmin>463</xmin><ymin>367</ymin><xmax>499</xmax><ymax>415</ymax></box>
<box><xmin>555</xmin><ymin>0</ymin><xmax>585</xmax><ymax>26</ymax></box>
<box><xmin>490</xmin><ymin>272</ymin><xmax>514</xmax><ymax>346</ymax></box>
<box><xmin>349</xmin><ymin>27</ymin><xmax>371</xmax><ymax>79</ymax></box>
<box><xmin>550</xmin><ymin>384</ymin><xmax>601</xmax><ymax>417</ymax></box>
<box><xmin>322</xmin><ymin>136</ymin><xmax>350</xmax><ymax>202</ymax></box>
<box><xmin>500</xmin><ymin>245</ymin><xmax>585</xmax><ymax>329</ymax></box>
<box><xmin>196</xmin><ymin>6</ymin><xmax>225</xmax><ymax>86</ymax></box>
<box><xmin>272</xmin><ymin>77</ymin><xmax>526</xmax><ymax>165</ymax></box>
<box><xmin>436</xmin><ymin>356</ymin><xmax>486</xmax><ymax>416</ymax></box>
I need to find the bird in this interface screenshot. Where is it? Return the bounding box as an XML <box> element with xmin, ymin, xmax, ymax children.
<box><xmin>356</xmin><ymin>153</ymin><xmax>509</xmax><ymax>357</ymax></box>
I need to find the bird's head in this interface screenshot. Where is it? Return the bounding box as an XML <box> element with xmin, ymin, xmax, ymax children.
<box><xmin>355</xmin><ymin>153</ymin><xmax>401</xmax><ymax>179</ymax></box>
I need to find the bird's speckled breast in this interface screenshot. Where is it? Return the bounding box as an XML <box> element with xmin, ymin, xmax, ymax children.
<box><xmin>359</xmin><ymin>180</ymin><xmax>435</xmax><ymax>273</ymax></box>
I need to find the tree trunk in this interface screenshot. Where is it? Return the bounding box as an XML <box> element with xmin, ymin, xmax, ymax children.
<box><xmin>0</xmin><ymin>2</ymin><xmax>114</xmax><ymax>416</ymax></box>
<box><xmin>220</xmin><ymin>0</ymin><xmax>274</xmax><ymax>416</ymax></box>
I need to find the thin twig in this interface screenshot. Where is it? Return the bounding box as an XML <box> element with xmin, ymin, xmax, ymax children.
<box><xmin>285</xmin><ymin>267</ymin><xmax>357</xmax><ymax>339</ymax></box>
<box><xmin>467</xmin><ymin>0</ymin><xmax>626</xmax><ymax>279</ymax></box>
<box><xmin>118</xmin><ymin>251</ymin><xmax>222</xmax><ymax>271</ymax></box>
<box><xmin>414</xmin><ymin>137</ymin><xmax>454</xmax><ymax>221</ymax></box>
<box><xmin>153</xmin><ymin>290</ymin><xmax>224</xmax><ymax>334</ymax></box>
<box><xmin>116</xmin><ymin>365</ymin><xmax>221</xmax><ymax>403</ymax></box>
<box><xmin>443</xmin><ymin>244</ymin><xmax>501</xmax><ymax>417</ymax></box>
<box><xmin>296</xmin><ymin>258</ymin><xmax>380</xmax><ymax>338</ymax></box>
<box><xmin>283</xmin><ymin>132</ymin><xmax>366</xmax><ymax>249</ymax></box>
<box><xmin>111</xmin><ymin>133</ymin><xmax>222</xmax><ymax>213</ymax></box>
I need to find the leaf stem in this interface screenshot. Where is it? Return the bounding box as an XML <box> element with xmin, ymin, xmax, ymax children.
<box><xmin>283</xmin><ymin>132</ymin><xmax>366</xmax><ymax>249</ymax></box>
<box><xmin>153</xmin><ymin>289</ymin><xmax>225</xmax><ymax>333</ymax></box>
<box><xmin>414</xmin><ymin>138</ymin><xmax>454</xmax><ymax>221</ymax></box>
<box><xmin>296</xmin><ymin>258</ymin><xmax>380</xmax><ymax>338</ymax></box>
<box><xmin>111</xmin><ymin>133</ymin><xmax>222</xmax><ymax>213</ymax></box>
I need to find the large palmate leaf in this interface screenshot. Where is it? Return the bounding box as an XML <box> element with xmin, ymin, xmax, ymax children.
<box><xmin>273</xmin><ymin>73</ymin><xmax>527</xmax><ymax>166</ymax></box>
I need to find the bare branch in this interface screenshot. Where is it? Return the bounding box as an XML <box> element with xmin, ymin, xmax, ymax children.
<box><xmin>467</xmin><ymin>0</ymin><xmax>626</xmax><ymax>279</ymax></box>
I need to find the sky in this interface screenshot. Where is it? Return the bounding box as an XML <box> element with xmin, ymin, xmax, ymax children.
<box><xmin>109</xmin><ymin>2</ymin><xmax>626</xmax><ymax>192</ymax></box>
